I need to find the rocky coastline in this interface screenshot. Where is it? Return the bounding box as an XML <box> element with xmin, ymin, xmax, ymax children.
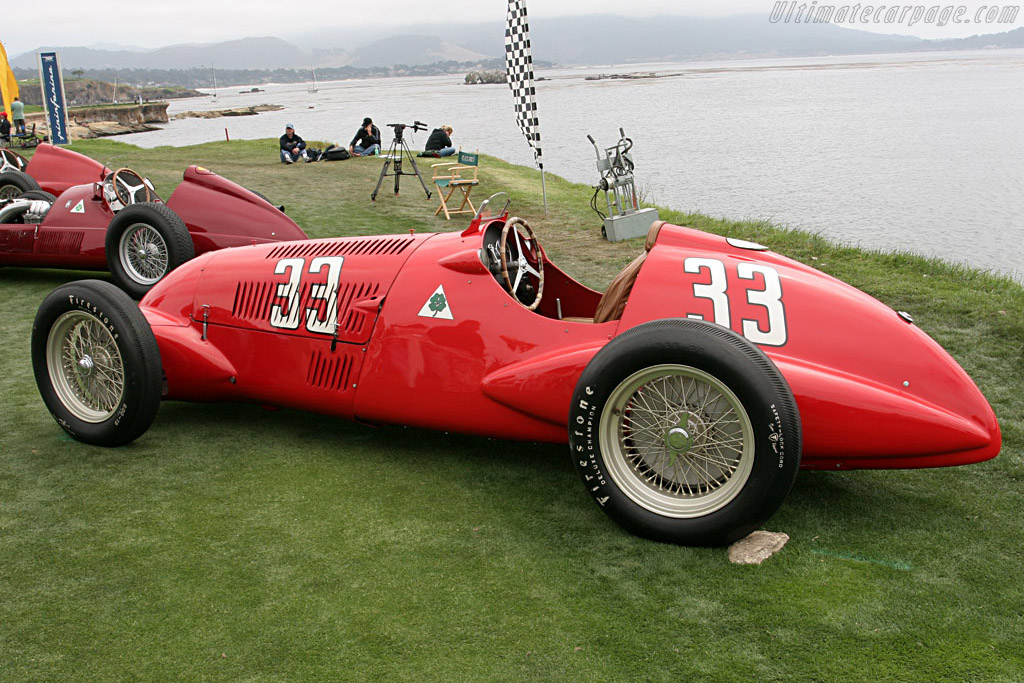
<box><xmin>23</xmin><ymin>103</ymin><xmax>283</xmax><ymax>140</ymax></box>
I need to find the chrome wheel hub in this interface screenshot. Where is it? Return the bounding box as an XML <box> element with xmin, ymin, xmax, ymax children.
<box><xmin>77</xmin><ymin>354</ymin><xmax>95</xmax><ymax>374</ymax></box>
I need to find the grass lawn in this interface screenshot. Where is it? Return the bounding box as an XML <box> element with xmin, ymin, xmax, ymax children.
<box><xmin>1</xmin><ymin>139</ymin><xmax>1022</xmax><ymax>681</ymax></box>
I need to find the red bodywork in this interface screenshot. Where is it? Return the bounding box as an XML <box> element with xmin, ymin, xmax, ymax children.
<box><xmin>23</xmin><ymin>143</ymin><xmax>110</xmax><ymax>196</ymax></box>
<box><xmin>140</xmin><ymin>218</ymin><xmax>1000</xmax><ymax>471</ymax></box>
<box><xmin>0</xmin><ymin>163</ymin><xmax>308</xmax><ymax>272</ymax></box>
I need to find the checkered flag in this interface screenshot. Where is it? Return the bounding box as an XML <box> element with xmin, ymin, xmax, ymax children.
<box><xmin>505</xmin><ymin>0</ymin><xmax>542</xmax><ymax>168</ymax></box>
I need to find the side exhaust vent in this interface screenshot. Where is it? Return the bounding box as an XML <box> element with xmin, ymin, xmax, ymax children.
<box><xmin>307</xmin><ymin>349</ymin><xmax>355</xmax><ymax>392</ymax></box>
<box><xmin>38</xmin><ymin>231</ymin><xmax>85</xmax><ymax>255</ymax></box>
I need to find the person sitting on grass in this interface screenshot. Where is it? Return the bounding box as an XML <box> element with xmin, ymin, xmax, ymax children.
<box><xmin>279</xmin><ymin>123</ymin><xmax>310</xmax><ymax>164</ymax></box>
<box><xmin>423</xmin><ymin>125</ymin><xmax>455</xmax><ymax>157</ymax></box>
<box><xmin>348</xmin><ymin>117</ymin><xmax>381</xmax><ymax>157</ymax></box>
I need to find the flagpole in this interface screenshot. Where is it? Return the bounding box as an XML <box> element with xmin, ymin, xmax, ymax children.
<box><xmin>506</xmin><ymin>0</ymin><xmax>547</xmax><ymax>214</ymax></box>
<box><xmin>540</xmin><ymin>163</ymin><xmax>547</xmax><ymax>213</ymax></box>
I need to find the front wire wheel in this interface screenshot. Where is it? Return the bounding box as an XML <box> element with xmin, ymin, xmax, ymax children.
<box><xmin>105</xmin><ymin>203</ymin><xmax>194</xmax><ymax>299</ymax></box>
<box><xmin>601</xmin><ymin>364</ymin><xmax>755</xmax><ymax>519</ymax></box>
<box><xmin>119</xmin><ymin>222</ymin><xmax>169</xmax><ymax>286</ymax></box>
<box><xmin>46</xmin><ymin>311</ymin><xmax>126</xmax><ymax>422</ymax></box>
<box><xmin>32</xmin><ymin>279</ymin><xmax>163</xmax><ymax>446</ymax></box>
<box><xmin>570</xmin><ymin>318</ymin><xmax>802</xmax><ymax>546</ymax></box>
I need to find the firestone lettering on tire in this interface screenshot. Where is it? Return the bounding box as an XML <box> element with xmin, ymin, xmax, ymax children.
<box><xmin>66</xmin><ymin>295</ymin><xmax>117</xmax><ymax>337</ymax></box>
<box><xmin>575</xmin><ymin>384</ymin><xmax>607</xmax><ymax>495</ymax></box>
<box><xmin>769</xmin><ymin>403</ymin><xmax>786</xmax><ymax>468</ymax></box>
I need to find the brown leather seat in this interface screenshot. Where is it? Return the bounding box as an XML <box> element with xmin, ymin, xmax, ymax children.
<box><xmin>592</xmin><ymin>221</ymin><xmax>665</xmax><ymax>324</ymax></box>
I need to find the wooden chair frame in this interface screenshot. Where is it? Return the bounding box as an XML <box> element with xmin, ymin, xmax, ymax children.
<box><xmin>431</xmin><ymin>151</ymin><xmax>479</xmax><ymax>220</ymax></box>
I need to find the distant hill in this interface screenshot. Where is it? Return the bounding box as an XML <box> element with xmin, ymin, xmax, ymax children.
<box><xmin>349</xmin><ymin>35</ymin><xmax>493</xmax><ymax>67</ymax></box>
<box><xmin>10</xmin><ymin>37</ymin><xmax>311</xmax><ymax>71</ymax></box>
<box><xmin>930</xmin><ymin>25</ymin><xmax>1024</xmax><ymax>48</ymax></box>
<box><xmin>11</xmin><ymin>14</ymin><xmax>1024</xmax><ymax>73</ymax></box>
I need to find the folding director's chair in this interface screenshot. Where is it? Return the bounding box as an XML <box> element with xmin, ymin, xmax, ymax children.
<box><xmin>431</xmin><ymin>151</ymin><xmax>479</xmax><ymax>220</ymax></box>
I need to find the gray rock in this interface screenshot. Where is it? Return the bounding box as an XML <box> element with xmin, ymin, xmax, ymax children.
<box><xmin>727</xmin><ymin>530</ymin><xmax>789</xmax><ymax>565</ymax></box>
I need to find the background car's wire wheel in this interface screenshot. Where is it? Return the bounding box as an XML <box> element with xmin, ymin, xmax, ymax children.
<box><xmin>119</xmin><ymin>222</ymin><xmax>169</xmax><ymax>286</ymax></box>
<box><xmin>32</xmin><ymin>280</ymin><xmax>163</xmax><ymax>446</ymax></box>
<box><xmin>105</xmin><ymin>202</ymin><xmax>194</xmax><ymax>299</ymax></box>
<box><xmin>569</xmin><ymin>318</ymin><xmax>802</xmax><ymax>546</ymax></box>
<box><xmin>600</xmin><ymin>364</ymin><xmax>756</xmax><ymax>519</ymax></box>
<box><xmin>0</xmin><ymin>169</ymin><xmax>41</xmax><ymax>201</ymax></box>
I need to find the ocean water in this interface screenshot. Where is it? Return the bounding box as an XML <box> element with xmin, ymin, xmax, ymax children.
<box><xmin>121</xmin><ymin>49</ymin><xmax>1024</xmax><ymax>281</ymax></box>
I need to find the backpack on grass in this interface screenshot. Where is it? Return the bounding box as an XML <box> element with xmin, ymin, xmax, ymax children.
<box><xmin>322</xmin><ymin>145</ymin><xmax>350</xmax><ymax>161</ymax></box>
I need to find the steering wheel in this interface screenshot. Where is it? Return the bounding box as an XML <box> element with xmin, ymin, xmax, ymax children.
<box><xmin>499</xmin><ymin>217</ymin><xmax>545</xmax><ymax>311</ymax></box>
<box><xmin>0</xmin><ymin>148</ymin><xmax>26</xmax><ymax>173</ymax></box>
<box><xmin>110</xmin><ymin>168</ymin><xmax>153</xmax><ymax>206</ymax></box>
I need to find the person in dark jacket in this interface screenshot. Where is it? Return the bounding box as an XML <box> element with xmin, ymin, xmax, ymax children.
<box><xmin>348</xmin><ymin>117</ymin><xmax>381</xmax><ymax>156</ymax></box>
<box><xmin>279</xmin><ymin>123</ymin><xmax>309</xmax><ymax>164</ymax></box>
<box><xmin>424</xmin><ymin>125</ymin><xmax>455</xmax><ymax>157</ymax></box>
<box><xmin>0</xmin><ymin>113</ymin><xmax>10</xmax><ymax>143</ymax></box>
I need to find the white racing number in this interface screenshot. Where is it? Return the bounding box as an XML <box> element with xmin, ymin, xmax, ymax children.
<box><xmin>683</xmin><ymin>257</ymin><xmax>787</xmax><ymax>347</ymax></box>
<box><xmin>269</xmin><ymin>256</ymin><xmax>345</xmax><ymax>334</ymax></box>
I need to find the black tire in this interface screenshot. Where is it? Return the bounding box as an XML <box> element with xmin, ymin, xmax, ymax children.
<box><xmin>31</xmin><ymin>279</ymin><xmax>163</xmax><ymax>447</ymax></box>
<box><xmin>0</xmin><ymin>169</ymin><xmax>40</xmax><ymax>201</ymax></box>
<box><xmin>105</xmin><ymin>202</ymin><xmax>194</xmax><ymax>299</ymax></box>
<box><xmin>569</xmin><ymin>318</ymin><xmax>802</xmax><ymax>546</ymax></box>
<box><xmin>18</xmin><ymin>190</ymin><xmax>57</xmax><ymax>203</ymax></box>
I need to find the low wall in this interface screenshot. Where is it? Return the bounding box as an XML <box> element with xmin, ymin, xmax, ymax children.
<box><xmin>24</xmin><ymin>103</ymin><xmax>170</xmax><ymax>139</ymax></box>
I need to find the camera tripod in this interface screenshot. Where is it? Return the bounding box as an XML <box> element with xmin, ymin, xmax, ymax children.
<box><xmin>371</xmin><ymin>122</ymin><xmax>432</xmax><ymax>201</ymax></box>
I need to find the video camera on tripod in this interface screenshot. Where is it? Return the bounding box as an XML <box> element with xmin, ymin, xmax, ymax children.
<box><xmin>386</xmin><ymin>121</ymin><xmax>427</xmax><ymax>141</ymax></box>
<box><xmin>371</xmin><ymin>120</ymin><xmax>432</xmax><ymax>201</ymax></box>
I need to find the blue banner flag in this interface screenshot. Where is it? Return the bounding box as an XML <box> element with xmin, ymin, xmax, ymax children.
<box><xmin>38</xmin><ymin>52</ymin><xmax>71</xmax><ymax>145</ymax></box>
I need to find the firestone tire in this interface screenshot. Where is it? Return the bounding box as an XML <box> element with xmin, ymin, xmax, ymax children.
<box><xmin>569</xmin><ymin>318</ymin><xmax>802</xmax><ymax>546</ymax></box>
<box><xmin>31</xmin><ymin>279</ymin><xmax>163</xmax><ymax>447</ymax></box>
<box><xmin>105</xmin><ymin>202</ymin><xmax>194</xmax><ymax>299</ymax></box>
<box><xmin>0</xmin><ymin>169</ymin><xmax>41</xmax><ymax>201</ymax></box>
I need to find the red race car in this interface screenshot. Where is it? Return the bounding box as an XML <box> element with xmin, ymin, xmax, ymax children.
<box><xmin>1</xmin><ymin>143</ymin><xmax>111</xmax><ymax>198</ymax></box>
<box><xmin>1</xmin><ymin>148</ymin><xmax>308</xmax><ymax>297</ymax></box>
<box><xmin>30</xmin><ymin>195</ymin><xmax>1001</xmax><ymax>545</ymax></box>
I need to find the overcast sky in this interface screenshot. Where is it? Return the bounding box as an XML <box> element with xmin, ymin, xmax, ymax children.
<box><xmin>3</xmin><ymin>0</ymin><xmax>1021</xmax><ymax>56</ymax></box>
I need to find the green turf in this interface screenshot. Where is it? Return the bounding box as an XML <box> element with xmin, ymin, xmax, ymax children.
<box><xmin>1</xmin><ymin>140</ymin><xmax>1021</xmax><ymax>681</ymax></box>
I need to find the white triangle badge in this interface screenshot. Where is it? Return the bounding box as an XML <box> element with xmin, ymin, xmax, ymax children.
<box><xmin>418</xmin><ymin>285</ymin><xmax>454</xmax><ymax>320</ymax></box>
<box><xmin>70</xmin><ymin>199</ymin><xmax>85</xmax><ymax>214</ymax></box>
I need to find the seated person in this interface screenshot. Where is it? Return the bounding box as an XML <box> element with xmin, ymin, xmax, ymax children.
<box><xmin>349</xmin><ymin>117</ymin><xmax>381</xmax><ymax>156</ymax></box>
<box><xmin>424</xmin><ymin>125</ymin><xmax>456</xmax><ymax>157</ymax></box>
<box><xmin>0</xmin><ymin>113</ymin><xmax>9</xmax><ymax>144</ymax></box>
<box><xmin>279</xmin><ymin>123</ymin><xmax>310</xmax><ymax>164</ymax></box>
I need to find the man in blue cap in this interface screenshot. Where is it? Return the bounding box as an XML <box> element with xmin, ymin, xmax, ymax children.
<box><xmin>279</xmin><ymin>123</ymin><xmax>309</xmax><ymax>164</ymax></box>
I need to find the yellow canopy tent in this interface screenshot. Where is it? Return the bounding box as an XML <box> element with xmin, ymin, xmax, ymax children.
<box><xmin>0</xmin><ymin>42</ymin><xmax>20</xmax><ymax>114</ymax></box>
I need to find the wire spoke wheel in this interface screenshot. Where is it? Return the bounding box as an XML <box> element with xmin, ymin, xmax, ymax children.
<box><xmin>119</xmin><ymin>223</ymin><xmax>169</xmax><ymax>285</ymax></box>
<box><xmin>602</xmin><ymin>363</ymin><xmax>755</xmax><ymax>519</ymax></box>
<box><xmin>0</xmin><ymin>184</ymin><xmax>20</xmax><ymax>201</ymax></box>
<box><xmin>46</xmin><ymin>311</ymin><xmax>126</xmax><ymax>423</ymax></box>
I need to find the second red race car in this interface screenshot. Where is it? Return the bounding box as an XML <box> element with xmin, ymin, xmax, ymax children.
<box><xmin>1</xmin><ymin>147</ymin><xmax>308</xmax><ymax>297</ymax></box>
<box><xmin>30</xmin><ymin>195</ymin><xmax>1001</xmax><ymax>545</ymax></box>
